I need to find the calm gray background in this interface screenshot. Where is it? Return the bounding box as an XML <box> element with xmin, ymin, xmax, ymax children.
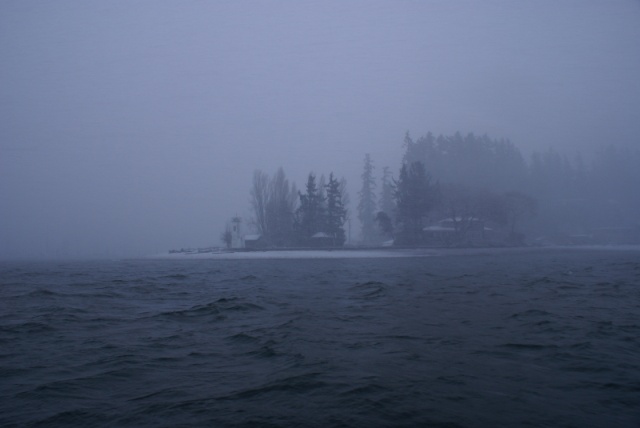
<box><xmin>2</xmin><ymin>1</ymin><xmax>639</xmax><ymax>259</ymax></box>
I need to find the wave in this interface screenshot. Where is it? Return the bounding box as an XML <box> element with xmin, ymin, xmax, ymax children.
<box><xmin>31</xmin><ymin>410</ymin><xmax>111</xmax><ymax>427</ymax></box>
<box><xmin>25</xmin><ymin>289</ymin><xmax>62</xmax><ymax>298</ymax></box>
<box><xmin>500</xmin><ymin>342</ymin><xmax>559</xmax><ymax>350</ymax></box>
<box><xmin>159</xmin><ymin>274</ymin><xmax>190</xmax><ymax>280</ymax></box>
<box><xmin>0</xmin><ymin>321</ymin><xmax>56</xmax><ymax>334</ymax></box>
<box><xmin>350</xmin><ymin>281</ymin><xmax>388</xmax><ymax>298</ymax></box>
<box><xmin>223</xmin><ymin>372</ymin><xmax>328</xmax><ymax>400</ymax></box>
<box><xmin>154</xmin><ymin>297</ymin><xmax>264</xmax><ymax>320</ymax></box>
<box><xmin>509</xmin><ymin>309</ymin><xmax>554</xmax><ymax>318</ymax></box>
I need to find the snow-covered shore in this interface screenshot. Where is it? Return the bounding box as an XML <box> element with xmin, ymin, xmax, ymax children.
<box><xmin>153</xmin><ymin>248</ymin><xmax>439</xmax><ymax>260</ymax></box>
<box><xmin>150</xmin><ymin>244</ymin><xmax>640</xmax><ymax>260</ymax></box>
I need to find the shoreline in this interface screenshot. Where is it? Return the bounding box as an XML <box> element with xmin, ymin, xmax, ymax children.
<box><xmin>155</xmin><ymin>244</ymin><xmax>640</xmax><ymax>260</ymax></box>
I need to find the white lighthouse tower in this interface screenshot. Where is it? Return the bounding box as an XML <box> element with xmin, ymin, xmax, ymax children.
<box><xmin>230</xmin><ymin>216</ymin><xmax>244</xmax><ymax>249</ymax></box>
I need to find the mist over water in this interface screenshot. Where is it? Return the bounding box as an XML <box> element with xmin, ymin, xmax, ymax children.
<box><xmin>2</xmin><ymin>2</ymin><xmax>640</xmax><ymax>426</ymax></box>
<box><xmin>2</xmin><ymin>248</ymin><xmax>639</xmax><ymax>427</ymax></box>
<box><xmin>2</xmin><ymin>1</ymin><xmax>640</xmax><ymax>258</ymax></box>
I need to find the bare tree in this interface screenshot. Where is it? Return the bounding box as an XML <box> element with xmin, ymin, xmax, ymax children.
<box><xmin>220</xmin><ymin>224</ymin><xmax>232</xmax><ymax>248</ymax></box>
<box><xmin>266</xmin><ymin>167</ymin><xmax>298</xmax><ymax>246</ymax></box>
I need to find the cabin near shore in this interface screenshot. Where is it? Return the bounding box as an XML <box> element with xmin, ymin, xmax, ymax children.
<box><xmin>420</xmin><ymin>217</ymin><xmax>510</xmax><ymax>247</ymax></box>
<box><xmin>310</xmin><ymin>232</ymin><xmax>334</xmax><ymax>248</ymax></box>
<box><xmin>244</xmin><ymin>234</ymin><xmax>266</xmax><ymax>249</ymax></box>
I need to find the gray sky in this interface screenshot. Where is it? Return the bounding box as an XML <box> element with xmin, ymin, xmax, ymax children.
<box><xmin>1</xmin><ymin>1</ymin><xmax>639</xmax><ymax>258</ymax></box>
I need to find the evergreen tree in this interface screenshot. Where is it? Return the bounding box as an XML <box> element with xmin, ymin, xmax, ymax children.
<box><xmin>403</xmin><ymin>132</ymin><xmax>527</xmax><ymax>193</ymax></box>
<box><xmin>294</xmin><ymin>173</ymin><xmax>325</xmax><ymax>244</ymax></box>
<box><xmin>325</xmin><ymin>173</ymin><xmax>347</xmax><ymax>246</ymax></box>
<box><xmin>358</xmin><ymin>154</ymin><xmax>377</xmax><ymax>244</ymax></box>
<box><xmin>379</xmin><ymin>166</ymin><xmax>395</xmax><ymax>220</ymax></box>
<box><xmin>375</xmin><ymin>211</ymin><xmax>393</xmax><ymax>239</ymax></box>
<box><xmin>394</xmin><ymin>161</ymin><xmax>437</xmax><ymax>245</ymax></box>
<box><xmin>250</xmin><ymin>170</ymin><xmax>270</xmax><ymax>239</ymax></box>
<box><xmin>317</xmin><ymin>174</ymin><xmax>327</xmax><ymax>206</ymax></box>
<box><xmin>503</xmin><ymin>191</ymin><xmax>537</xmax><ymax>243</ymax></box>
<box><xmin>403</xmin><ymin>131</ymin><xmax>434</xmax><ymax>166</ymax></box>
<box><xmin>339</xmin><ymin>177</ymin><xmax>351</xmax><ymax>245</ymax></box>
<box><xmin>339</xmin><ymin>177</ymin><xmax>350</xmax><ymax>221</ymax></box>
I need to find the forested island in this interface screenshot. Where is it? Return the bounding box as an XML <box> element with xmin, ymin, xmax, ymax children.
<box><xmin>211</xmin><ymin>132</ymin><xmax>640</xmax><ymax>251</ymax></box>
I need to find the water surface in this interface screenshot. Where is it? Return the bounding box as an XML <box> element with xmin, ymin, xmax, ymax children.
<box><xmin>1</xmin><ymin>248</ymin><xmax>639</xmax><ymax>427</ymax></box>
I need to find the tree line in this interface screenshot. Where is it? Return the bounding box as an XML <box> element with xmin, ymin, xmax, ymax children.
<box><xmin>358</xmin><ymin>131</ymin><xmax>639</xmax><ymax>245</ymax></box>
<box><xmin>357</xmin><ymin>155</ymin><xmax>535</xmax><ymax>246</ymax></box>
<box><xmin>223</xmin><ymin>131</ymin><xmax>640</xmax><ymax>248</ymax></box>
<box><xmin>232</xmin><ymin>167</ymin><xmax>348</xmax><ymax>248</ymax></box>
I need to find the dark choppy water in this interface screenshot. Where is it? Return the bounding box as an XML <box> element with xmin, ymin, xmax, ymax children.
<box><xmin>1</xmin><ymin>248</ymin><xmax>639</xmax><ymax>427</ymax></box>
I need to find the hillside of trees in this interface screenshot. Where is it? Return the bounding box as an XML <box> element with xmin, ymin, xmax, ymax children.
<box><xmin>222</xmin><ymin>132</ymin><xmax>640</xmax><ymax>248</ymax></box>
